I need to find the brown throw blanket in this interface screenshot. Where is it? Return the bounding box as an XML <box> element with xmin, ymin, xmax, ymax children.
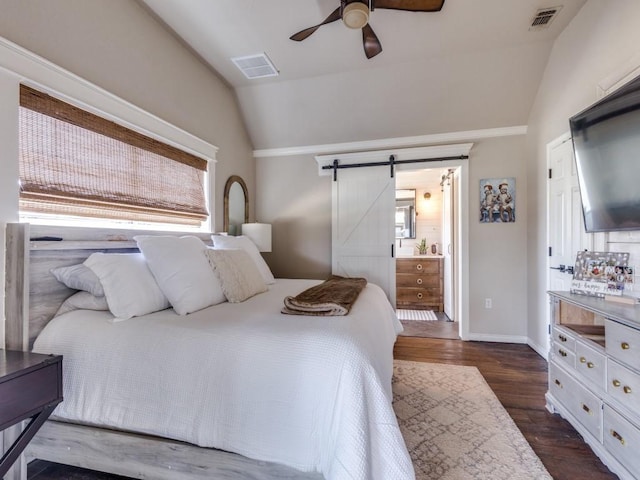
<box><xmin>282</xmin><ymin>275</ymin><xmax>367</xmax><ymax>316</ymax></box>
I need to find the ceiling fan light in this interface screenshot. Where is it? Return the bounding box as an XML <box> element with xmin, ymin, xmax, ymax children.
<box><xmin>343</xmin><ymin>2</ymin><xmax>369</xmax><ymax>29</ymax></box>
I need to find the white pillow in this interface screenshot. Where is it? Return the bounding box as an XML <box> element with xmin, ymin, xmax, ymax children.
<box><xmin>211</xmin><ymin>235</ymin><xmax>275</xmax><ymax>284</ymax></box>
<box><xmin>55</xmin><ymin>291</ymin><xmax>109</xmax><ymax>317</ymax></box>
<box><xmin>205</xmin><ymin>249</ymin><xmax>268</xmax><ymax>302</ymax></box>
<box><xmin>50</xmin><ymin>263</ymin><xmax>105</xmax><ymax>296</ymax></box>
<box><xmin>84</xmin><ymin>252</ymin><xmax>170</xmax><ymax>321</ymax></box>
<box><xmin>134</xmin><ymin>235</ymin><xmax>226</xmax><ymax>315</ymax></box>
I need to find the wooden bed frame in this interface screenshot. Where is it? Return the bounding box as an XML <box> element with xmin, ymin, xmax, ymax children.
<box><xmin>4</xmin><ymin>223</ymin><xmax>322</xmax><ymax>480</ymax></box>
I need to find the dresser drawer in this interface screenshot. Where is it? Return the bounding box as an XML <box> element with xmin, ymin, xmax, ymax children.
<box><xmin>570</xmin><ymin>379</ymin><xmax>604</xmax><ymax>442</ymax></box>
<box><xmin>396</xmin><ymin>258</ymin><xmax>441</xmax><ymax>274</ymax></box>
<box><xmin>575</xmin><ymin>341</ymin><xmax>606</xmax><ymax>390</ymax></box>
<box><xmin>552</xmin><ymin>342</ymin><xmax>576</xmax><ymax>371</ymax></box>
<box><xmin>549</xmin><ymin>361</ymin><xmax>577</xmax><ymax>404</ymax></box>
<box><xmin>606</xmin><ymin>319</ymin><xmax>640</xmax><ymax>372</ymax></box>
<box><xmin>550</xmin><ymin>361</ymin><xmax>603</xmax><ymax>440</ymax></box>
<box><xmin>607</xmin><ymin>359</ymin><xmax>640</xmax><ymax>415</ymax></box>
<box><xmin>552</xmin><ymin>326</ymin><xmax>576</xmax><ymax>353</ymax></box>
<box><xmin>603</xmin><ymin>405</ymin><xmax>640</xmax><ymax>477</ymax></box>
<box><xmin>396</xmin><ymin>273</ymin><xmax>440</xmax><ymax>288</ymax></box>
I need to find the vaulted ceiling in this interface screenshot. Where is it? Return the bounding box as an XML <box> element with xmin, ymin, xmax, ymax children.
<box><xmin>141</xmin><ymin>0</ymin><xmax>587</xmax><ymax>151</ymax></box>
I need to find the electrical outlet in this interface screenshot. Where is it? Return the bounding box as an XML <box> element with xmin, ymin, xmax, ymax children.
<box><xmin>485</xmin><ymin>298</ymin><xmax>492</xmax><ymax>309</ymax></box>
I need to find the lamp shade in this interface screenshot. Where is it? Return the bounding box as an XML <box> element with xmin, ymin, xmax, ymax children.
<box><xmin>241</xmin><ymin>223</ymin><xmax>272</xmax><ymax>252</ymax></box>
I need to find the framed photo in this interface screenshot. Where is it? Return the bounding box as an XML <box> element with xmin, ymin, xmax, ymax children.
<box><xmin>480</xmin><ymin>177</ymin><xmax>515</xmax><ymax>223</ymax></box>
<box><xmin>571</xmin><ymin>251</ymin><xmax>630</xmax><ymax>297</ymax></box>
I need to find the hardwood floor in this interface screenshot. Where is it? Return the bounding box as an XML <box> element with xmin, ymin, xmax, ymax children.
<box><xmin>394</xmin><ymin>336</ymin><xmax>619</xmax><ymax>480</ymax></box>
<box><xmin>28</xmin><ymin>336</ymin><xmax>618</xmax><ymax>479</ymax></box>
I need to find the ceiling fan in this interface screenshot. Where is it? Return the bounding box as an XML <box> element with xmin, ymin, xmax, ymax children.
<box><xmin>290</xmin><ymin>0</ymin><xmax>445</xmax><ymax>59</ymax></box>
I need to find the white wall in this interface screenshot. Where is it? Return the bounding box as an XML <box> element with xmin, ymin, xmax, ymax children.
<box><xmin>526</xmin><ymin>0</ymin><xmax>640</xmax><ymax>352</ymax></box>
<box><xmin>257</xmin><ymin>134</ymin><xmax>529</xmax><ymax>340</ymax></box>
<box><xmin>0</xmin><ymin>0</ymin><xmax>254</xmax><ymax>346</ymax></box>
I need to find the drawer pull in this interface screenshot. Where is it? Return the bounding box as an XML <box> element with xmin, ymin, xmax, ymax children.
<box><xmin>554</xmin><ymin>378</ymin><xmax>562</xmax><ymax>388</ymax></box>
<box><xmin>587</xmin><ymin>362</ymin><xmax>595</xmax><ymax>369</ymax></box>
<box><xmin>611</xmin><ymin>430</ymin><xmax>625</xmax><ymax>445</ymax></box>
<box><xmin>558</xmin><ymin>334</ymin><xmax>567</xmax><ymax>342</ymax></box>
<box><xmin>613</xmin><ymin>379</ymin><xmax>621</xmax><ymax>388</ymax></box>
<box><xmin>623</xmin><ymin>386</ymin><xmax>632</xmax><ymax>394</ymax></box>
<box><xmin>416</xmin><ymin>278</ymin><xmax>423</xmax><ymax>285</ymax></box>
<box><xmin>416</xmin><ymin>293</ymin><xmax>423</xmax><ymax>299</ymax></box>
<box><xmin>582</xmin><ymin>403</ymin><xmax>591</xmax><ymax>414</ymax></box>
<box><xmin>579</xmin><ymin>357</ymin><xmax>586</xmax><ymax>363</ymax></box>
<box><xmin>558</xmin><ymin>349</ymin><xmax>567</xmax><ymax>357</ymax></box>
<box><xmin>416</xmin><ymin>264</ymin><xmax>423</xmax><ymax>271</ymax></box>
<box><xmin>621</xmin><ymin>342</ymin><xmax>630</xmax><ymax>350</ymax></box>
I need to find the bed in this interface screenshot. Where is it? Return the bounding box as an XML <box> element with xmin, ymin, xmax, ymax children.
<box><xmin>4</xmin><ymin>223</ymin><xmax>413</xmax><ymax>480</ymax></box>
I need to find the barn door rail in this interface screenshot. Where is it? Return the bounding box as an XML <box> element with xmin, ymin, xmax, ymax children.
<box><xmin>324</xmin><ymin>154</ymin><xmax>469</xmax><ymax>181</ymax></box>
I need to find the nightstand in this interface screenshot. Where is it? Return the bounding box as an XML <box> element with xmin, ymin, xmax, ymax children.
<box><xmin>0</xmin><ymin>350</ymin><xmax>62</xmax><ymax>478</ymax></box>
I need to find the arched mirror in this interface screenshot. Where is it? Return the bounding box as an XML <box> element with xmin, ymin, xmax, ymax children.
<box><xmin>223</xmin><ymin>175</ymin><xmax>249</xmax><ymax>235</ymax></box>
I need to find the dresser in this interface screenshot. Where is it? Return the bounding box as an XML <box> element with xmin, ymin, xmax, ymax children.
<box><xmin>547</xmin><ymin>292</ymin><xmax>640</xmax><ymax>480</ymax></box>
<box><xmin>396</xmin><ymin>257</ymin><xmax>443</xmax><ymax>311</ymax></box>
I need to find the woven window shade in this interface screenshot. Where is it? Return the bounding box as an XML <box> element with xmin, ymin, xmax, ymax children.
<box><xmin>19</xmin><ymin>85</ymin><xmax>208</xmax><ymax>226</ymax></box>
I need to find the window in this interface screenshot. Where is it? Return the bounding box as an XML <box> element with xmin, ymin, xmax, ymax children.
<box><xmin>19</xmin><ymin>85</ymin><xmax>209</xmax><ymax>227</ymax></box>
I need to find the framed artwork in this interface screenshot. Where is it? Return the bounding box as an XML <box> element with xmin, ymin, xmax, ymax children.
<box><xmin>571</xmin><ymin>251</ymin><xmax>631</xmax><ymax>297</ymax></box>
<box><xmin>480</xmin><ymin>177</ymin><xmax>515</xmax><ymax>223</ymax></box>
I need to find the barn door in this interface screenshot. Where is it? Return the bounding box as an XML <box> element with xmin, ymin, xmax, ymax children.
<box><xmin>332</xmin><ymin>166</ymin><xmax>396</xmax><ymax>304</ymax></box>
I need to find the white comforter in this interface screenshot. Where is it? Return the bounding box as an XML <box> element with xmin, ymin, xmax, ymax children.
<box><xmin>33</xmin><ymin>279</ymin><xmax>414</xmax><ymax>480</ymax></box>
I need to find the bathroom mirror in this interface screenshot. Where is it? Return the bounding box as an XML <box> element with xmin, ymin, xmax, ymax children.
<box><xmin>395</xmin><ymin>189</ymin><xmax>416</xmax><ymax>239</ymax></box>
<box><xmin>223</xmin><ymin>175</ymin><xmax>248</xmax><ymax>236</ymax></box>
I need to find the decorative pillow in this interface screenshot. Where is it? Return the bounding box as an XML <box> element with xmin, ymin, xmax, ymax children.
<box><xmin>205</xmin><ymin>249</ymin><xmax>268</xmax><ymax>303</ymax></box>
<box><xmin>84</xmin><ymin>252</ymin><xmax>170</xmax><ymax>321</ymax></box>
<box><xmin>211</xmin><ymin>235</ymin><xmax>275</xmax><ymax>284</ymax></box>
<box><xmin>55</xmin><ymin>291</ymin><xmax>109</xmax><ymax>317</ymax></box>
<box><xmin>50</xmin><ymin>263</ymin><xmax>105</xmax><ymax>296</ymax></box>
<box><xmin>134</xmin><ymin>235</ymin><xmax>226</xmax><ymax>315</ymax></box>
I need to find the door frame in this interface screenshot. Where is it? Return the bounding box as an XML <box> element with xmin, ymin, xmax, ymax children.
<box><xmin>316</xmin><ymin>145</ymin><xmax>471</xmax><ymax>341</ymax></box>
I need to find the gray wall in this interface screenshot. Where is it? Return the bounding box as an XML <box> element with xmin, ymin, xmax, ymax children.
<box><xmin>257</xmin><ymin>134</ymin><xmax>529</xmax><ymax>339</ymax></box>
<box><xmin>0</xmin><ymin>0</ymin><xmax>255</xmax><ymax>231</ymax></box>
<box><xmin>526</xmin><ymin>0</ymin><xmax>640</xmax><ymax>352</ymax></box>
<box><xmin>0</xmin><ymin>0</ymin><xmax>255</xmax><ymax>344</ymax></box>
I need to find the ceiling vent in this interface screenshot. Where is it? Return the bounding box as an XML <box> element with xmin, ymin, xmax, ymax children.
<box><xmin>231</xmin><ymin>53</ymin><xmax>279</xmax><ymax>79</ymax></box>
<box><xmin>529</xmin><ymin>6</ymin><xmax>563</xmax><ymax>30</ymax></box>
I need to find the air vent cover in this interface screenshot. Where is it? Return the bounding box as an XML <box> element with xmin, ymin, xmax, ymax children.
<box><xmin>231</xmin><ymin>53</ymin><xmax>279</xmax><ymax>79</ymax></box>
<box><xmin>530</xmin><ymin>6</ymin><xmax>563</xmax><ymax>30</ymax></box>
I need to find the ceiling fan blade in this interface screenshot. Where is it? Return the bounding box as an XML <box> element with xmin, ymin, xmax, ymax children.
<box><xmin>362</xmin><ymin>24</ymin><xmax>382</xmax><ymax>59</ymax></box>
<box><xmin>372</xmin><ymin>0</ymin><xmax>445</xmax><ymax>12</ymax></box>
<box><xmin>290</xmin><ymin>7</ymin><xmax>342</xmax><ymax>42</ymax></box>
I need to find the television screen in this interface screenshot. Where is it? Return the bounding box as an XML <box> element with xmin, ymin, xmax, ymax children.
<box><xmin>570</xmin><ymin>74</ymin><xmax>640</xmax><ymax>232</ymax></box>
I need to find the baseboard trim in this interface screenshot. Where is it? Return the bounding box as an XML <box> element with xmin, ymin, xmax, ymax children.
<box><xmin>465</xmin><ymin>333</ymin><xmax>528</xmax><ymax>344</ymax></box>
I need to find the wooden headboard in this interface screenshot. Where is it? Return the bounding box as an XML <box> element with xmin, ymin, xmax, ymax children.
<box><xmin>4</xmin><ymin>223</ymin><xmax>212</xmax><ymax>351</ymax></box>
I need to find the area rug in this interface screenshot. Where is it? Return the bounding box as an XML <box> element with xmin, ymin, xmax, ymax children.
<box><xmin>393</xmin><ymin>360</ymin><xmax>552</xmax><ymax>480</ymax></box>
<box><xmin>397</xmin><ymin>309</ymin><xmax>438</xmax><ymax>321</ymax></box>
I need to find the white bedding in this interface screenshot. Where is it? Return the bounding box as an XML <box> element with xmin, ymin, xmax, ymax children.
<box><xmin>33</xmin><ymin>279</ymin><xmax>414</xmax><ymax>480</ymax></box>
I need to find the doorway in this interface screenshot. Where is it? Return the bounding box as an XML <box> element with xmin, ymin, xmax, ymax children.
<box><xmin>395</xmin><ymin>167</ymin><xmax>459</xmax><ymax>339</ymax></box>
<box><xmin>317</xmin><ymin>144</ymin><xmax>471</xmax><ymax>341</ymax></box>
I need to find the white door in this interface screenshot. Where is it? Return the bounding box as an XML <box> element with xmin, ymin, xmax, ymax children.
<box><xmin>332</xmin><ymin>166</ymin><xmax>396</xmax><ymax>304</ymax></box>
<box><xmin>547</xmin><ymin>135</ymin><xmax>593</xmax><ymax>292</ymax></box>
<box><xmin>442</xmin><ymin>170</ymin><xmax>455</xmax><ymax>320</ymax></box>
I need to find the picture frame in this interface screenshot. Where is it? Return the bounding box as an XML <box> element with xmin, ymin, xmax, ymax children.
<box><xmin>571</xmin><ymin>251</ymin><xmax>630</xmax><ymax>297</ymax></box>
<box><xmin>480</xmin><ymin>177</ymin><xmax>515</xmax><ymax>223</ymax></box>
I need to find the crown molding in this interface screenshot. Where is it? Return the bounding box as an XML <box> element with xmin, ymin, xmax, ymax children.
<box><xmin>253</xmin><ymin>125</ymin><xmax>527</xmax><ymax>159</ymax></box>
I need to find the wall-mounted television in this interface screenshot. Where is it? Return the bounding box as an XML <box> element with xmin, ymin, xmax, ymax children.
<box><xmin>570</xmin><ymin>74</ymin><xmax>640</xmax><ymax>233</ymax></box>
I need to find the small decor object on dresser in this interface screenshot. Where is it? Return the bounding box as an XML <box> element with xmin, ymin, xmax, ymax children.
<box><xmin>480</xmin><ymin>177</ymin><xmax>515</xmax><ymax>223</ymax></box>
<box><xmin>571</xmin><ymin>251</ymin><xmax>630</xmax><ymax>297</ymax></box>
<box><xmin>417</xmin><ymin>238</ymin><xmax>428</xmax><ymax>255</ymax></box>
